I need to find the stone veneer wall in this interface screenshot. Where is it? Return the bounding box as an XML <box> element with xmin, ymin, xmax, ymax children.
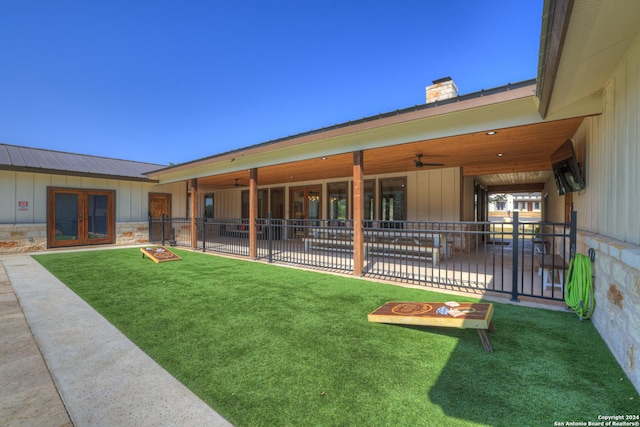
<box><xmin>0</xmin><ymin>224</ymin><xmax>47</xmax><ymax>253</ymax></box>
<box><xmin>114</xmin><ymin>222</ymin><xmax>151</xmax><ymax>246</ymax></box>
<box><xmin>577</xmin><ymin>231</ymin><xmax>640</xmax><ymax>392</ymax></box>
<box><xmin>0</xmin><ymin>222</ymin><xmax>150</xmax><ymax>254</ymax></box>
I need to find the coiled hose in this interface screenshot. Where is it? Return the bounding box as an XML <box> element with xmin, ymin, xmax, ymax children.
<box><xmin>564</xmin><ymin>253</ymin><xmax>594</xmax><ymax>320</ymax></box>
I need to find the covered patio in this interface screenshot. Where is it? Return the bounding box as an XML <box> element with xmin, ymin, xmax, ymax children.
<box><xmin>146</xmin><ymin>78</ymin><xmax>585</xmax><ymax>305</ymax></box>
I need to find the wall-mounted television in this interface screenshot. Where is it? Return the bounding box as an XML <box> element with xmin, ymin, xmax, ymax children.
<box><xmin>550</xmin><ymin>139</ymin><xmax>585</xmax><ymax>195</ymax></box>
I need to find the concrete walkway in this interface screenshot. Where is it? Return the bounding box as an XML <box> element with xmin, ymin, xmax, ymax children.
<box><xmin>0</xmin><ymin>253</ymin><xmax>233</xmax><ymax>427</ymax></box>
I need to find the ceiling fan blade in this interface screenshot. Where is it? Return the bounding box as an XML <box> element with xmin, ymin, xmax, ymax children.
<box><xmin>421</xmin><ymin>162</ymin><xmax>444</xmax><ymax>167</ymax></box>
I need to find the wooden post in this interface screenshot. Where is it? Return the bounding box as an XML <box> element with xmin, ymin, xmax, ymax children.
<box><xmin>353</xmin><ymin>151</ymin><xmax>364</xmax><ymax>276</ymax></box>
<box><xmin>190</xmin><ymin>179</ymin><xmax>197</xmax><ymax>249</ymax></box>
<box><xmin>249</xmin><ymin>168</ymin><xmax>258</xmax><ymax>259</ymax></box>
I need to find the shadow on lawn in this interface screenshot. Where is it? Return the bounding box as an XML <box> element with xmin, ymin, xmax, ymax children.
<box><xmin>425</xmin><ymin>302</ymin><xmax>639</xmax><ymax>426</ymax></box>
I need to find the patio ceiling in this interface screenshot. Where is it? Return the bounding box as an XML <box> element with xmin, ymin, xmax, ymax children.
<box><xmin>195</xmin><ymin>116</ymin><xmax>585</xmax><ymax>190</ymax></box>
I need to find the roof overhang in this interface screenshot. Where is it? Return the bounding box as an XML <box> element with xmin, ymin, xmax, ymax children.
<box><xmin>0</xmin><ymin>165</ymin><xmax>160</xmax><ymax>183</ymax></box>
<box><xmin>148</xmin><ymin>81</ymin><xmax>587</xmax><ymax>189</ymax></box>
<box><xmin>537</xmin><ymin>0</ymin><xmax>640</xmax><ymax>118</ymax></box>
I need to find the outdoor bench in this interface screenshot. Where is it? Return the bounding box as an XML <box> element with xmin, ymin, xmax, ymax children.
<box><xmin>222</xmin><ymin>223</ymin><xmax>266</xmax><ymax>239</ymax></box>
<box><xmin>303</xmin><ymin>237</ymin><xmax>354</xmax><ymax>253</ymax></box>
<box><xmin>303</xmin><ymin>232</ymin><xmax>446</xmax><ymax>267</ymax></box>
<box><xmin>534</xmin><ymin>253</ymin><xmax>568</xmax><ymax>292</ymax></box>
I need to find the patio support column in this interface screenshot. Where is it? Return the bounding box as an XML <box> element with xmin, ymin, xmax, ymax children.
<box><xmin>249</xmin><ymin>168</ymin><xmax>258</xmax><ymax>259</ymax></box>
<box><xmin>353</xmin><ymin>151</ymin><xmax>365</xmax><ymax>276</ymax></box>
<box><xmin>190</xmin><ymin>178</ymin><xmax>197</xmax><ymax>249</ymax></box>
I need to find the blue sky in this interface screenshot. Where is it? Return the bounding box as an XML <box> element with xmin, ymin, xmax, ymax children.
<box><xmin>0</xmin><ymin>1</ymin><xmax>542</xmax><ymax>166</ymax></box>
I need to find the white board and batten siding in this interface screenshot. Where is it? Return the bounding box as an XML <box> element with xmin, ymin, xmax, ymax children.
<box><xmin>199</xmin><ymin>168</ymin><xmax>464</xmax><ymax>222</ymax></box>
<box><xmin>408</xmin><ymin>168</ymin><xmax>462</xmax><ymax>221</ymax></box>
<box><xmin>0</xmin><ymin>170</ymin><xmax>185</xmax><ymax>224</ymax></box>
<box><xmin>559</xmin><ymin>34</ymin><xmax>640</xmax><ymax>246</ymax></box>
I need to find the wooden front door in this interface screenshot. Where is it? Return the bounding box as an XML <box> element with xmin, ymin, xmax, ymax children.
<box><xmin>47</xmin><ymin>188</ymin><xmax>115</xmax><ymax>248</ymax></box>
<box><xmin>149</xmin><ymin>193</ymin><xmax>172</xmax><ymax>241</ymax></box>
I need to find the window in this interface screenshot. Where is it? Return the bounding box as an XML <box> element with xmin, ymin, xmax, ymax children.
<box><xmin>241</xmin><ymin>191</ymin><xmax>249</xmax><ymax>218</ymax></box>
<box><xmin>241</xmin><ymin>189</ymin><xmax>268</xmax><ymax>218</ymax></box>
<box><xmin>327</xmin><ymin>181</ymin><xmax>348</xmax><ymax>221</ymax></box>
<box><xmin>364</xmin><ymin>180</ymin><xmax>375</xmax><ymax>223</ymax></box>
<box><xmin>269</xmin><ymin>188</ymin><xmax>285</xmax><ymax>219</ymax></box>
<box><xmin>204</xmin><ymin>194</ymin><xmax>214</xmax><ymax>218</ymax></box>
<box><xmin>380</xmin><ymin>177</ymin><xmax>406</xmax><ymax>222</ymax></box>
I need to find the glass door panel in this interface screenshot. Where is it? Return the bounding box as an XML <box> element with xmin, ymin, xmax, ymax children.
<box><xmin>270</xmin><ymin>188</ymin><xmax>285</xmax><ymax>219</ymax></box>
<box><xmin>290</xmin><ymin>186</ymin><xmax>322</xmax><ymax>238</ymax></box>
<box><xmin>327</xmin><ymin>182</ymin><xmax>348</xmax><ymax>222</ymax></box>
<box><xmin>54</xmin><ymin>193</ymin><xmax>80</xmax><ymax>242</ymax></box>
<box><xmin>292</xmin><ymin>189</ymin><xmax>305</xmax><ymax>221</ymax></box>
<box><xmin>307</xmin><ymin>189</ymin><xmax>321</xmax><ymax>224</ymax></box>
<box><xmin>364</xmin><ymin>179</ymin><xmax>375</xmax><ymax>226</ymax></box>
<box><xmin>87</xmin><ymin>194</ymin><xmax>109</xmax><ymax>240</ymax></box>
<box><xmin>380</xmin><ymin>178</ymin><xmax>406</xmax><ymax>227</ymax></box>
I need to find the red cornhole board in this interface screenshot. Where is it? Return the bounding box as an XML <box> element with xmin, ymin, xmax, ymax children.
<box><xmin>141</xmin><ymin>246</ymin><xmax>182</xmax><ymax>263</ymax></box>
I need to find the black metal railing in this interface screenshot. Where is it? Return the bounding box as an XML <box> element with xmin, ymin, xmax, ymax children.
<box><xmin>148</xmin><ymin>215</ymin><xmax>191</xmax><ymax>247</ymax></box>
<box><xmin>148</xmin><ymin>212</ymin><xmax>576</xmax><ymax>302</ymax></box>
<box><xmin>513</xmin><ymin>211</ymin><xmax>576</xmax><ymax>301</ymax></box>
<box><xmin>256</xmin><ymin>218</ymin><xmax>354</xmax><ymax>272</ymax></box>
<box><xmin>201</xmin><ymin>218</ymin><xmax>251</xmax><ymax>257</ymax></box>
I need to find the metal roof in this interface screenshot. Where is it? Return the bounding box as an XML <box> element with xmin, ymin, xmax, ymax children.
<box><xmin>147</xmin><ymin>78</ymin><xmax>537</xmax><ymax>175</ymax></box>
<box><xmin>0</xmin><ymin>144</ymin><xmax>165</xmax><ymax>182</ymax></box>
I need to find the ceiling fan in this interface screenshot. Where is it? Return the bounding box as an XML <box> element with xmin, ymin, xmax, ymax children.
<box><xmin>234</xmin><ymin>178</ymin><xmax>247</xmax><ymax>187</ymax></box>
<box><xmin>414</xmin><ymin>154</ymin><xmax>444</xmax><ymax>168</ymax></box>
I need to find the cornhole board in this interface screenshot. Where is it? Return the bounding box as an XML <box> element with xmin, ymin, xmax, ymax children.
<box><xmin>141</xmin><ymin>246</ymin><xmax>182</xmax><ymax>263</ymax></box>
<box><xmin>368</xmin><ymin>302</ymin><xmax>495</xmax><ymax>352</ymax></box>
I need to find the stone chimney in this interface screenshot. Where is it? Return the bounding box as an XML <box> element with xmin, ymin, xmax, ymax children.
<box><xmin>426</xmin><ymin>77</ymin><xmax>458</xmax><ymax>103</ymax></box>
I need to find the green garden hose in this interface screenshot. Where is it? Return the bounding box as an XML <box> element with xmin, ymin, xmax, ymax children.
<box><xmin>564</xmin><ymin>253</ymin><xmax>594</xmax><ymax>320</ymax></box>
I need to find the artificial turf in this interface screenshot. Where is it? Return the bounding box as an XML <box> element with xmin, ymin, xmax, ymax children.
<box><xmin>33</xmin><ymin>248</ymin><xmax>638</xmax><ymax>426</ymax></box>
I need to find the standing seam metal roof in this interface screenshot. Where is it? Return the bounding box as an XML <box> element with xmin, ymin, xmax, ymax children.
<box><xmin>0</xmin><ymin>144</ymin><xmax>165</xmax><ymax>181</ymax></box>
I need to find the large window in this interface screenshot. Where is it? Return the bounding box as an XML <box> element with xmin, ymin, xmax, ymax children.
<box><xmin>327</xmin><ymin>181</ymin><xmax>348</xmax><ymax>221</ymax></box>
<box><xmin>380</xmin><ymin>177</ymin><xmax>406</xmax><ymax>222</ymax></box>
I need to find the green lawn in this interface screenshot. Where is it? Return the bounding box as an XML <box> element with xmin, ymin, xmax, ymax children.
<box><xmin>34</xmin><ymin>248</ymin><xmax>638</xmax><ymax>427</ymax></box>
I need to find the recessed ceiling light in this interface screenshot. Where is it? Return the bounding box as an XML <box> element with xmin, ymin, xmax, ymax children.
<box><xmin>497</xmin><ymin>153</ymin><xmax>504</xmax><ymax>157</ymax></box>
<box><xmin>321</xmin><ymin>157</ymin><xmax>327</xmax><ymax>160</ymax></box>
<box><xmin>486</xmin><ymin>131</ymin><xmax>497</xmax><ymax>135</ymax></box>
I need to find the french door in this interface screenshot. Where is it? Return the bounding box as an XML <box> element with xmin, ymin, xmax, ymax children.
<box><xmin>47</xmin><ymin>188</ymin><xmax>115</xmax><ymax>248</ymax></box>
<box><xmin>290</xmin><ymin>185</ymin><xmax>321</xmax><ymax>238</ymax></box>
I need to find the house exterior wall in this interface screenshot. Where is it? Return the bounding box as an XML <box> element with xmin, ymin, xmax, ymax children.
<box><xmin>198</xmin><ymin>168</ymin><xmax>464</xmax><ymax>222</ymax></box>
<box><xmin>546</xmin><ymin>34</ymin><xmax>640</xmax><ymax>391</ymax></box>
<box><xmin>462</xmin><ymin>176</ymin><xmax>476</xmax><ymax>222</ymax></box>
<box><xmin>0</xmin><ymin>170</ymin><xmax>185</xmax><ymax>253</ymax></box>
